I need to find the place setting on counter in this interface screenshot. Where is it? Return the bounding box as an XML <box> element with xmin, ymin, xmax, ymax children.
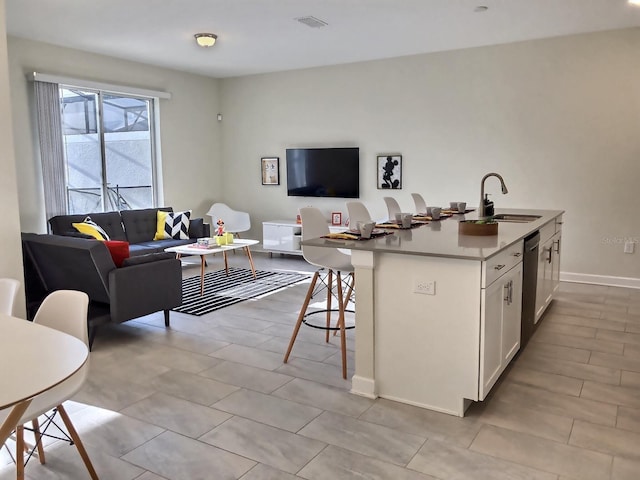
<box><xmin>322</xmin><ymin>221</ymin><xmax>392</xmax><ymax>241</ymax></box>
<box><xmin>321</xmin><ymin>199</ymin><xmax>475</xmax><ymax>241</ymax></box>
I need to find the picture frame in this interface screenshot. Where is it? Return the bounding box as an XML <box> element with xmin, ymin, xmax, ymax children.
<box><xmin>377</xmin><ymin>154</ymin><xmax>402</xmax><ymax>190</ymax></box>
<box><xmin>331</xmin><ymin>212</ymin><xmax>342</xmax><ymax>226</ymax></box>
<box><xmin>261</xmin><ymin>157</ymin><xmax>280</xmax><ymax>185</ymax></box>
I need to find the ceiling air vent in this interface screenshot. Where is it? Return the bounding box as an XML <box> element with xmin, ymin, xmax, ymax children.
<box><xmin>295</xmin><ymin>16</ymin><xmax>328</xmax><ymax>28</ymax></box>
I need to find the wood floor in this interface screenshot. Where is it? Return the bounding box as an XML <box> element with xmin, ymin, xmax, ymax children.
<box><xmin>2</xmin><ymin>253</ymin><xmax>639</xmax><ymax>479</ymax></box>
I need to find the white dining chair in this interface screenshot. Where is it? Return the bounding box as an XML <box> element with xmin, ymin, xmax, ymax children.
<box><xmin>284</xmin><ymin>207</ymin><xmax>354</xmax><ymax>379</ymax></box>
<box><xmin>1</xmin><ymin>290</ymin><xmax>98</xmax><ymax>480</ymax></box>
<box><xmin>0</xmin><ymin>278</ymin><xmax>20</xmax><ymax>316</ymax></box>
<box><xmin>206</xmin><ymin>203</ymin><xmax>251</xmax><ymax>237</ymax></box>
<box><xmin>383</xmin><ymin>196</ymin><xmax>402</xmax><ymax>220</ymax></box>
<box><xmin>346</xmin><ymin>201</ymin><xmax>373</xmax><ymax>228</ymax></box>
<box><xmin>411</xmin><ymin>193</ymin><xmax>428</xmax><ymax>214</ymax></box>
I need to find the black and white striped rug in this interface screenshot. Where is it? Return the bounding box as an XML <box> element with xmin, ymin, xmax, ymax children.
<box><xmin>173</xmin><ymin>267</ymin><xmax>310</xmax><ymax>316</ymax></box>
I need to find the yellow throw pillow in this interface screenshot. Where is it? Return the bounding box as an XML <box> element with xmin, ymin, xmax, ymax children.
<box><xmin>72</xmin><ymin>216</ymin><xmax>110</xmax><ymax>240</ymax></box>
<box><xmin>154</xmin><ymin>210</ymin><xmax>191</xmax><ymax>240</ymax></box>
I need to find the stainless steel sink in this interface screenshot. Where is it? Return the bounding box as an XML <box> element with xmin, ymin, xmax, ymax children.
<box><xmin>492</xmin><ymin>214</ymin><xmax>541</xmax><ymax>223</ymax></box>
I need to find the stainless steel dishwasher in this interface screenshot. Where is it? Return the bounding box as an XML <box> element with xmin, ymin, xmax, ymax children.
<box><xmin>521</xmin><ymin>231</ymin><xmax>540</xmax><ymax>348</ymax></box>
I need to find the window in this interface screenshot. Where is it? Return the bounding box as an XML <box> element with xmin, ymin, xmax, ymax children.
<box><xmin>60</xmin><ymin>87</ymin><xmax>158</xmax><ymax>213</ymax></box>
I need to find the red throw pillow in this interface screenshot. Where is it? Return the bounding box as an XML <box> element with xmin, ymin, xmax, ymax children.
<box><xmin>104</xmin><ymin>240</ymin><xmax>130</xmax><ymax>267</ymax></box>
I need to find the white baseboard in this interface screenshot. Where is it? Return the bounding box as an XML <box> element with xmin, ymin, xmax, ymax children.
<box><xmin>350</xmin><ymin>375</ymin><xmax>377</xmax><ymax>399</ymax></box>
<box><xmin>560</xmin><ymin>271</ymin><xmax>640</xmax><ymax>289</ymax></box>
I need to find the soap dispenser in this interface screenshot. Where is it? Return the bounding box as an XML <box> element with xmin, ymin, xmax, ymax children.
<box><xmin>483</xmin><ymin>194</ymin><xmax>494</xmax><ymax>217</ymax></box>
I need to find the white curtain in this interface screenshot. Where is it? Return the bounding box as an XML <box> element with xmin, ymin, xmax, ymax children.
<box><xmin>34</xmin><ymin>81</ymin><xmax>67</xmax><ymax>225</ymax></box>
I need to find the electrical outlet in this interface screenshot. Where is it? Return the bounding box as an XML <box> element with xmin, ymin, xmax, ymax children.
<box><xmin>414</xmin><ymin>279</ymin><xmax>436</xmax><ymax>295</ymax></box>
<box><xmin>624</xmin><ymin>241</ymin><xmax>635</xmax><ymax>254</ymax></box>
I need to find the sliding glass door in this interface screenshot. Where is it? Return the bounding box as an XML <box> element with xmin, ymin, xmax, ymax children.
<box><xmin>60</xmin><ymin>87</ymin><xmax>157</xmax><ymax>214</ymax></box>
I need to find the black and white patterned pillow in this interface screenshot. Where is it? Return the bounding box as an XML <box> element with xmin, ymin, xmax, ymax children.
<box><xmin>154</xmin><ymin>210</ymin><xmax>191</xmax><ymax>240</ymax></box>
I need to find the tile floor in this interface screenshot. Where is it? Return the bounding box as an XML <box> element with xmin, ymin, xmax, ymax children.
<box><xmin>2</xmin><ymin>253</ymin><xmax>640</xmax><ymax>479</ymax></box>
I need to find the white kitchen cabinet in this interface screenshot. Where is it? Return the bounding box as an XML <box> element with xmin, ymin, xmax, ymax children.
<box><xmin>535</xmin><ymin>217</ymin><xmax>562</xmax><ymax>322</ymax></box>
<box><xmin>262</xmin><ymin>220</ymin><xmax>302</xmax><ymax>255</ymax></box>
<box><xmin>480</xmin><ymin>261</ymin><xmax>523</xmax><ymax>399</ymax></box>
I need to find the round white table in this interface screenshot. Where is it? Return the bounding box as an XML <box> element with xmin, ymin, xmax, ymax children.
<box><xmin>0</xmin><ymin>314</ymin><xmax>88</xmax><ymax>445</ymax></box>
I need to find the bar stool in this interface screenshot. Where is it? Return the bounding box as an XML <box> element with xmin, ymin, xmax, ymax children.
<box><xmin>383</xmin><ymin>196</ymin><xmax>402</xmax><ymax>221</ymax></box>
<box><xmin>283</xmin><ymin>207</ymin><xmax>355</xmax><ymax>379</ymax></box>
<box><xmin>346</xmin><ymin>201</ymin><xmax>373</xmax><ymax>227</ymax></box>
<box><xmin>411</xmin><ymin>193</ymin><xmax>428</xmax><ymax>214</ymax></box>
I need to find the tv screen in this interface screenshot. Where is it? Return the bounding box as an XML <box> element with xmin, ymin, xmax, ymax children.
<box><xmin>286</xmin><ymin>147</ymin><xmax>359</xmax><ymax>198</ymax></box>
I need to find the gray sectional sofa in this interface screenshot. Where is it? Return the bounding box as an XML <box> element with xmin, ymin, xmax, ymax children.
<box><xmin>21</xmin><ymin>207</ymin><xmax>210</xmax><ymax>347</ymax></box>
<box><xmin>48</xmin><ymin>207</ymin><xmax>210</xmax><ymax>255</ymax></box>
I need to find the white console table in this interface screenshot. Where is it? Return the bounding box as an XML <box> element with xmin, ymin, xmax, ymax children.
<box><xmin>263</xmin><ymin>220</ymin><xmax>303</xmax><ymax>255</ymax></box>
<box><xmin>262</xmin><ymin>220</ymin><xmax>345</xmax><ymax>255</ymax></box>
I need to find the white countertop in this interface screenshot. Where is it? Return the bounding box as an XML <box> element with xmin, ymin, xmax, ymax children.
<box><xmin>302</xmin><ymin>208</ymin><xmax>564</xmax><ymax>261</ymax></box>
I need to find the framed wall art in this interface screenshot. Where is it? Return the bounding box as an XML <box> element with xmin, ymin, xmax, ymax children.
<box><xmin>377</xmin><ymin>154</ymin><xmax>402</xmax><ymax>189</ymax></box>
<box><xmin>261</xmin><ymin>157</ymin><xmax>280</xmax><ymax>185</ymax></box>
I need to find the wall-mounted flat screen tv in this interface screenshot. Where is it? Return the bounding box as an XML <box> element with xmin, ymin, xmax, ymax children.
<box><xmin>286</xmin><ymin>147</ymin><xmax>359</xmax><ymax>198</ymax></box>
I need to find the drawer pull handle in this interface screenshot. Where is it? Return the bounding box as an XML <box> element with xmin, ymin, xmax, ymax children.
<box><xmin>503</xmin><ymin>280</ymin><xmax>513</xmax><ymax>305</ymax></box>
<box><xmin>494</xmin><ymin>264</ymin><xmax>506</xmax><ymax>271</ymax></box>
<box><xmin>512</xmin><ymin>252</ymin><xmax>522</xmax><ymax>257</ymax></box>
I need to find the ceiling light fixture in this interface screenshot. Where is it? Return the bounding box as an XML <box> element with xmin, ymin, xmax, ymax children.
<box><xmin>630</xmin><ymin>0</ymin><xmax>640</xmax><ymax>5</ymax></box>
<box><xmin>194</xmin><ymin>33</ymin><xmax>217</xmax><ymax>48</ymax></box>
<box><xmin>474</xmin><ymin>6</ymin><xmax>489</xmax><ymax>12</ymax></box>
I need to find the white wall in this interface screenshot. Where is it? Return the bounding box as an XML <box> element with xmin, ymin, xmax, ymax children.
<box><xmin>0</xmin><ymin>2</ymin><xmax>25</xmax><ymax>315</ymax></box>
<box><xmin>8</xmin><ymin>36</ymin><xmax>222</xmax><ymax>233</ymax></box>
<box><xmin>220</xmin><ymin>28</ymin><xmax>640</xmax><ymax>281</ymax></box>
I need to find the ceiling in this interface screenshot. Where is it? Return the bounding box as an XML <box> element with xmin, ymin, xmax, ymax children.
<box><xmin>6</xmin><ymin>0</ymin><xmax>640</xmax><ymax>78</ymax></box>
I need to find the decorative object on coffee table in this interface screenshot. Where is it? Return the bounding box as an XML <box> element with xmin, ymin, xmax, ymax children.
<box><xmin>331</xmin><ymin>212</ymin><xmax>342</xmax><ymax>226</ymax></box>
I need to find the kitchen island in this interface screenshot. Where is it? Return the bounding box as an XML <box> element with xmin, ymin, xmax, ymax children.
<box><xmin>302</xmin><ymin>208</ymin><xmax>564</xmax><ymax>416</ymax></box>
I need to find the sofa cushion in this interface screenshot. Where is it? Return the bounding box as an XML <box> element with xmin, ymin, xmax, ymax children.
<box><xmin>129</xmin><ymin>238</ymin><xmax>192</xmax><ymax>256</ymax></box>
<box><xmin>121</xmin><ymin>207</ymin><xmax>172</xmax><ymax>244</ymax></box>
<box><xmin>121</xmin><ymin>252</ymin><xmax>175</xmax><ymax>267</ymax></box>
<box><xmin>154</xmin><ymin>210</ymin><xmax>191</xmax><ymax>240</ymax></box>
<box><xmin>72</xmin><ymin>216</ymin><xmax>111</xmax><ymax>240</ymax></box>
<box><xmin>50</xmin><ymin>211</ymin><xmax>127</xmax><ymax>241</ymax></box>
<box><xmin>104</xmin><ymin>240</ymin><xmax>130</xmax><ymax>267</ymax></box>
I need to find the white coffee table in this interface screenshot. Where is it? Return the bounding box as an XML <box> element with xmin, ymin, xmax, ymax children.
<box><xmin>165</xmin><ymin>238</ymin><xmax>259</xmax><ymax>295</ymax></box>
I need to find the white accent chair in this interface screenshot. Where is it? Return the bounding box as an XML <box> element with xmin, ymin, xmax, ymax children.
<box><xmin>383</xmin><ymin>196</ymin><xmax>402</xmax><ymax>221</ymax></box>
<box><xmin>0</xmin><ymin>278</ymin><xmax>20</xmax><ymax>316</ymax></box>
<box><xmin>346</xmin><ymin>201</ymin><xmax>373</xmax><ymax>228</ymax></box>
<box><xmin>411</xmin><ymin>193</ymin><xmax>428</xmax><ymax>214</ymax></box>
<box><xmin>284</xmin><ymin>207</ymin><xmax>354</xmax><ymax>379</ymax></box>
<box><xmin>206</xmin><ymin>203</ymin><xmax>251</xmax><ymax>237</ymax></box>
<box><xmin>1</xmin><ymin>290</ymin><xmax>98</xmax><ymax>480</ymax></box>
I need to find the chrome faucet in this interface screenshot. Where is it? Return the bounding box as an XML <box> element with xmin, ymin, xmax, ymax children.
<box><xmin>479</xmin><ymin>172</ymin><xmax>509</xmax><ymax>218</ymax></box>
